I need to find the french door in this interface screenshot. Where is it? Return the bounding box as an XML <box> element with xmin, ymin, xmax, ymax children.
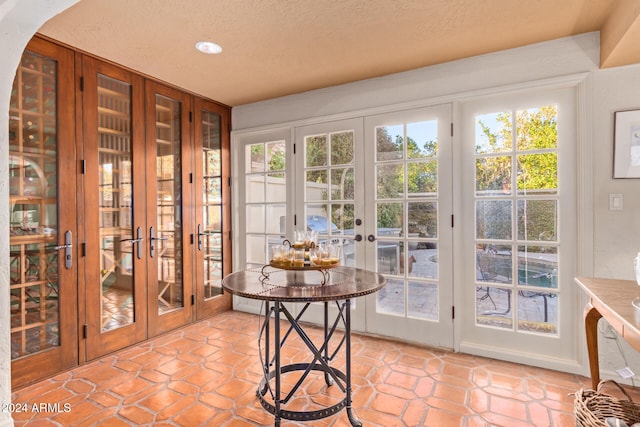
<box><xmin>193</xmin><ymin>98</ymin><xmax>232</xmax><ymax>318</ymax></box>
<box><xmin>459</xmin><ymin>87</ymin><xmax>577</xmax><ymax>365</ymax></box>
<box><xmin>9</xmin><ymin>38</ymin><xmax>78</xmax><ymax>388</ymax></box>
<box><xmin>290</xmin><ymin>105</ymin><xmax>454</xmax><ymax>346</ymax></box>
<box><xmin>82</xmin><ymin>57</ymin><xmax>147</xmax><ymax>358</ymax></box>
<box><xmin>362</xmin><ymin>105</ymin><xmax>453</xmax><ymax>347</ymax></box>
<box><xmin>82</xmin><ymin>58</ymin><xmax>194</xmax><ymax>359</ymax></box>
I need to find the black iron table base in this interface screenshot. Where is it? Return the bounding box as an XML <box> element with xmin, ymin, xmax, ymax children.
<box><xmin>257</xmin><ymin>299</ymin><xmax>361</xmax><ymax>426</ymax></box>
<box><xmin>221</xmin><ymin>266</ymin><xmax>385</xmax><ymax>427</ymax></box>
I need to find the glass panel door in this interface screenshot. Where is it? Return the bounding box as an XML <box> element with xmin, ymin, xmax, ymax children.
<box><xmin>9</xmin><ymin>39</ymin><xmax>77</xmax><ymax>387</ymax></box>
<box><xmin>460</xmin><ymin>88</ymin><xmax>577</xmax><ymax>364</ymax></box>
<box><xmin>364</xmin><ymin>105</ymin><xmax>453</xmax><ymax>347</ymax></box>
<box><xmin>194</xmin><ymin>98</ymin><xmax>231</xmax><ymax>319</ymax></box>
<box><xmin>83</xmin><ymin>57</ymin><xmax>147</xmax><ymax>360</ymax></box>
<box><xmin>97</xmin><ymin>74</ymin><xmax>136</xmax><ymax>332</ymax></box>
<box><xmin>294</xmin><ymin>118</ymin><xmax>365</xmax><ymax>330</ymax></box>
<box><xmin>234</xmin><ymin>129</ymin><xmax>291</xmax><ymax>314</ymax></box>
<box><xmin>145</xmin><ymin>81</ymin><xmax>193</xmax><ymax>336</ymax></box>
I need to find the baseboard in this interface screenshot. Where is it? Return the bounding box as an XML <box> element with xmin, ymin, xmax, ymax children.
<box><xmin>459</xmin><ymin>341</ymin><xmax>586</xmax><ymax>377</ymax></box>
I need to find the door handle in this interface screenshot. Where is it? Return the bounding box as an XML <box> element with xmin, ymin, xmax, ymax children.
<box><xmin>120</xmin><ymin>227</ymin><xmax>144</xmax><ymax>259</ymax></box>
<box><xmin>197</xmin><ymin>224</ymin><xmax>204</xmax><ymax>251</ymax></box>
<box><xmin>149</xmin><ymin>226</ymin><xmax>168</xmax><ymax>258</ymax></box>
<box><xmin>367</xmin><ymin>234</ymin><xmax>376</xmax><ymax>242</ymax></box>
<box><xmin>354</xmin><ymin>234</ymin><xmax>363</xmax><ymax>242</ymax></box>
<box><xmin>53</xmin><ymin>230</ymin><xmax>73</xmax><ymax>269</ymax></box>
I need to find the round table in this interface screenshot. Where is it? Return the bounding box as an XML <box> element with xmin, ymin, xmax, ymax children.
<box><xmin>222</xmin><ymin>265</ymin><xmax>386</xmax><ymax>426</ymax></box>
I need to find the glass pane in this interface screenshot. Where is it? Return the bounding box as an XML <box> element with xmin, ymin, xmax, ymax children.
<box><xmin>306</xmin><ymin>135</ymin><xmax>327</xmax><ymax>167</ymax></box>
<box><xmin>408</xmin><ymin>281</ymin><xmax>438</xmax><ymax>320</ymax></box>
<box><xmin>246</xmin><ymin>205</ymin><xmax>265</xmax><ymax>233</ymax></box>
<box><xmin>204</xmin><ymin>151</ymin><xmax>221</xmax><ymax>183</ymax></box>
<box><xmin>407</xmin><ymin>120</ymin><xmax>437</xmax><ymax>159</ymax></box>
<box><xmin>97</xmin><ymin>74</ymin><xmax>134</xmax><ymax>331</ymax></box>
<box><xmin>246</xmin><ymin>173</ymin><xmax>265</xmax><ymax>203</ymax></box>
<box><xmin>246</xmin><ymin>143</ymin><xmax>265</xmax><ymax>173</ymax></box>
<box><xmin>408</xmin><ymin>242</ymin><xmax>437</xmax><ymax>280</ymax></box>
<box><xmin>266</xmin><ymin>204</ymin><xmax>285</xmax><ymax>234</ymax></box>
<box><xmin>204</xmin><ymin>177</ymin><xmax>221</xmax><ymax>205</ymax></box>
<box><xmin>517</xmin><ymin>245</ymin><xmax>558</xmax><ymax>289</ymax></box>
<box><xmin>517</xmin><ymin>200</ymin><xmax>557</xmax><ymax>241</ymax></box>
<box><xmin>330</xmin><ymin>203</ymin><xmax>354</xmax><ymax>233</ymax></box>
<box><xmin>377</xmin><ymin>203</ymin><xmax>403</xmax><ymax>237</ymax></box>
<box><xmin>266</xmin><ymin>172</ymin><xmax>286</xmax><ymax>203</ymax></box>
<box><xmin>266</xmin><ymin>141</ymin><xmax>285</xmax><ymax>172</ymax></box>
<box><xmin>475</xmin><ymin>112</ymin><xmax>512</xmax><ymax>154</ymax></box>
<box><xmin>376</xmin><ymin>125</ymin><xmax>403</xmax><ymax>161</ymax></box>
<box><xmin>476</xmin><ymin>286</ymin><xmax>513</xmax><ymax>329</ymax></box>
<box><xmin>155</xmin><ymin>95</ymin><xmax>183</xmax><ymax>314</ymax></box>
<box><xmin>517</xmin><ymin>153</ymin><xmax>557</xmax><ymax>194</ymax></box>
<box><xmin>330</xmin><ymin>167</ymin><xmax>354</xmax><ymax>200</ymax></box>
<box><xmin>204</xmin><ymin>205</ymin><xmax>221</xmax><ymax>232</ymax></box>
<box><xmin>376</xmin><ymin>164</ymin><xmax>404</xmax><ymax>198</ymax></box>
<box><xmin>407</xmin><ymin>160</ymin><xmax>437</xmax><ymax>195</ymax></box>
<box><xmin>475</xmin><ymin>156</ymin><xmax>512</xmax><ymax>195</ymax></box>
<box><xmin>517</xmin><ymin>292</ymin><xmax>558</xmax><ymax>334</ymax></box>
<box><xmin>476</xmin><ymin>244</ymin><xmax>513</xmax><ymax>284</ymax></box>
<box><xmin>408</xmin><ymin>202</ymin><xmax>437</xmax><ymax>238</ymax></box>
<box><xmin>377</xmin><ymin>240</ymin><xmax>401</xmax><ymax>275</ymax></box>
<box><xmin>202</xmin><ymin>110</ymin><xmax>221</xmax><ymax>152</ymax></box>
<box><xmin>377</xmin><ymin>278</ymin><xmax>404</xmax><ymax>315</ymax></box>
<box><xmin>330</xmin><ymin>131</ymin><xmax>354</xmax><ymax>165</ymax></box>
<box><xmin>204</xmin><ymin>258</ymin><xmax>223</xmax><ymax>299</ymax></box>
<box><xmin>476</xmin><ymin>200</ymin><xmax>512</xmax><ymax>240</ymax></box>
<box><xmin>246</xmin><ymin>234</ymin><xmax>266</xmax><ymax>265</ymax></box>
<box><xmin>306</xmin><ymin>205</ymin><xmax>332</xmax><ymax>235</ymax></box>
<box><xmin>516</xmin><ymin>106</ymin><xmax>557</xmax><ymax>151</ymax></box>
<box><xmin>306</xmin><ymin>169</ymin><xmax>327</xmax><ymax>202</ymax></box>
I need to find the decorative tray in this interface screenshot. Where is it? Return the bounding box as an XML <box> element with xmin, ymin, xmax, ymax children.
<box><xmin>268</xmin><ymin>261</ymin><xmax>340</xmax><ymax>271</ymax></box>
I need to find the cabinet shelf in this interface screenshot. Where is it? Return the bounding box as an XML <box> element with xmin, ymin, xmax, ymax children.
<box><xmin>98</xmin><ymin>106</ymin><xmax>130</xmax><ymax>118</ymax></box>
<box><xmin>97</xmin><ymin>86</ymin><xmax>130</xmax><ymax>99</ymax></box>
<box><xmin>98</xmin><ymin>127</ymin><xmax>130</xmax><ymax>137</ymax></box>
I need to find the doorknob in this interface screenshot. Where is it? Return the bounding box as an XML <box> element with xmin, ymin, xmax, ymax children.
<box><xmin>120</xmin><ymin>227</ymin><xmax>144</xmax><ymax>259</ymax></box>
<box><xmin>149</xmin><ymin>226</ymin><xmax>168</xmax><ymax>258</ymax></box>
<box><xmin>53</xmin><ymin>230</ymin><xmax>73</xmax><ymax>269</ymax></box>
<box><xmin>354</xmin><ymin>234</ymin><xmax>362</xmax><ymax>242</ymax></box>
<box><xmin>197</xmin><ymin>224</ymin><xmax>204</xmax><ymax>251</ymax></box>
<box><xmin>367</xmin><ymin>234</ymin><xmax>376</xmax><ymax>242</ymax></box>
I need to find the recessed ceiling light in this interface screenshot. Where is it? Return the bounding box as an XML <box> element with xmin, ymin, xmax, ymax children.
<box><xmin>195</xmin><ymin>41</ymin><xmax>222</xmax><ymax>55</ymax></box>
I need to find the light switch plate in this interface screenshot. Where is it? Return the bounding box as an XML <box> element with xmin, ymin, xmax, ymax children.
<box><xmin>609</xmin><ymin>193</ymin><xmax>623</xmax><ymax>211</ymax></box>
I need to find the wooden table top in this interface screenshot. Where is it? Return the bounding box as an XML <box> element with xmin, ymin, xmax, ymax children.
<box><xmin>222</xmin><ymin>266</ymin><xmax>386</xmax><ymax>302</ymax></box>
<box><xmin>575</xmin><ymin>276</ymin><xmax>640</xmax><ymax>349</ymax></box>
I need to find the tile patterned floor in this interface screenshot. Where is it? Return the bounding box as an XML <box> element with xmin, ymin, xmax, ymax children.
<box><xmin>9</xmin><ymin>310</ymin><xmax>639</xmax><ymax>426</ymax></box>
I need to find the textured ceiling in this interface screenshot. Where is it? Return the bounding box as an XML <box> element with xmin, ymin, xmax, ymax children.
<box><xmin>38</xmin><ymin>0</ymin><xmax>640</xmax><ymax>107</ymax></box>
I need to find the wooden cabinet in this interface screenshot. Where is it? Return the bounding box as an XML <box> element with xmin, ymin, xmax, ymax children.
<box><xmin>9</xmin><ymin>36</ymin><xmax>231</xmax><ymax>387</ymax></box>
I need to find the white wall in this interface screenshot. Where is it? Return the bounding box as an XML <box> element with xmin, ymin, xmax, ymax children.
<box><xmin>0</xmin><ymin>1</ymin><xmax>79</xmax><ymax>425</ymax></box>
<box><xmin>232</xmin><ymin>32</ymin><xmax>640</xmax><ymax>381</ymax></box>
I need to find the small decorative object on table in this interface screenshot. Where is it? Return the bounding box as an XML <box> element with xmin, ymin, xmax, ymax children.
<box><xmin>263</xmin><ymin>232</ymin><xmax>341</xmax><ymax>285</ymax></box>
<box><xmin>574</xmin><ymin>380</ymin><xmax>640</xmax><ymax>427</ymax></box>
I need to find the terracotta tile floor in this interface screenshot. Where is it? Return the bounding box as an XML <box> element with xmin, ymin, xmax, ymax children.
<box><xmin>10</xmin><ymin>310</ymin><xmax>640</xmax><ymax>426</ymax></box>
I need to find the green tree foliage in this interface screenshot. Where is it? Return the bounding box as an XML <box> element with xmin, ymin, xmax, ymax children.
<box><xmin>476</xmin><ymin>106</ymin><xmax>558</xmax><ymax>245</ymax></box>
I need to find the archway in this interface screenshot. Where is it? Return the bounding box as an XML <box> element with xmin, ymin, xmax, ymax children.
<box><xmin>0</xmin><ymin>1</ymin><xmax>79</xmax><ymax>424</ymax></box>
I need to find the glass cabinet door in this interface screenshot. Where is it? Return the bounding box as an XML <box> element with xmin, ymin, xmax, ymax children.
<box><xmin>194</xmin><ymin>98</ymin><xmax>231</xmax><ymax>319</ymax></box>
<box><xmin>9</xmin><ymin>38</ymin><xmax>77</xmax><ymax>387</ymax></box>
<box><xmin>82</xmin><ymin>56</ymin><xmax>148</xmax><ymax>360</ymax></box>
<box><xmin>145</xmin><ymin>81</ymin><xmax>193</xmax><ymax>336</ymax></box>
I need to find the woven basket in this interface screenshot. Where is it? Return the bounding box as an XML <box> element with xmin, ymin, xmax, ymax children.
<box><xmin>574</xmin><ymin>380</ymin><xmax>640</xmax><ymax>427</ymax></box>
